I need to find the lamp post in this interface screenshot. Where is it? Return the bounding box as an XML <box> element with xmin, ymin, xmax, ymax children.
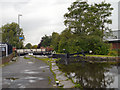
<box><xmin>18</xmin><ymin>14</ymin><xmax>22</xmax><ymax>27</ymax></box>
<box><xmin>18</xmin><ymin>14</ymin><xmax>22</xmax><ymax>56</ymax></box>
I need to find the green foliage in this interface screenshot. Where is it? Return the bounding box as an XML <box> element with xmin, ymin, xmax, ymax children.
<box><xmin>64</xmin><ymin>1</ymin><xmax>113</xmax><ymax>38</ymax></box>
<box><xmin>108</xmin><ymin>50</ymin><xmax>118</xmax><ymax>56</ymax></box>
<box><xmin>32</xmin><ymin>45</ymin><xmax>38</xmax><ymax>49</ymax></box>
<box><xmin>74</xmin><ymin>84</ymin><xmax>82</xmax><ymax>88</ymax></box>
<box><xmin>25</xmin><ymin>43</ymin><xmax>32</xmax><ymax>49</ymax></box>
<box><xmin>24</xmin><ymin>56</ymin><xmax>30</xmax><ymax>59</ymax></box>
<box><xmin>56</xmin><ymin>1</ymin><xmax>112</xmax><ymax>54</ymax></box>
<box><xmin>37</xmin><ymin>1</ymin><xmax>113</xmax><ymax>55</ymax></box>
<box><xmin>38</xmin><ymin>35</ymin><xmax>52</xmax><ymax>48</ymax></box>
<box><xmin>1</xmin><ymin>22</ymin><xmax>24</xmax><ymax>48</ymax></box>
<box><xmin>51</xmin><ymin>32</ymin><xmax>60</xmax><ymax>51</ymax></box>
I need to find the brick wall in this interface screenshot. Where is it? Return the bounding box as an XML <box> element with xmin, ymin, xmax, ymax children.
<box><xmin>112</xmin><ymin>43</ymin><xmax>120</xmax><ymax>49</ymax></box>
<box><xmin>2</xmin><ymin>53</ymin><xmax>14</xmax><ymax>64</ymax></box>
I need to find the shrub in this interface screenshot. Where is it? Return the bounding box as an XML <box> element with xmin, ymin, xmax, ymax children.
<box><xmin>108</xmin><ymin>50</ymin><xmax>118</xmax><ymax>56</ymax></box>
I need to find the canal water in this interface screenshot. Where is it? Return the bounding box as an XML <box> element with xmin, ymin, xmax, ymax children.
<box><xmin>57</xmin><ymin>62</ymin><xmax>119</xmax><ymax>88</ymax></box>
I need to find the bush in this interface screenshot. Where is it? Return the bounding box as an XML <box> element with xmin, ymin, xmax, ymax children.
<box><xmin>74</xmin><ymin>84</ymin><xmax>82</xmax><ymax>88</ymax></box>
<box><xmin>108</xmin><ymin>50</ymin><xmax>118</xmax><ymax>56</ymax></box>
<box><xmin>94</xmin><ymin>43</ymin><xmax>109</xmax><ymax>55</ymax></box>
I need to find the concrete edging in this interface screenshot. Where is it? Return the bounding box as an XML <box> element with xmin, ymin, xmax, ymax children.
<box><xmin>50</xmin><ymin>61</ymin><xmax>75</xmax><ymax>88</ymax></box>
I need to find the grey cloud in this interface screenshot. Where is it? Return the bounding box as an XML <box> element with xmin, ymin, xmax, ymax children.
<box><xmin>22</xmin><ymin>18</ymin><xmax>52</xmax><ymax>32</ymax></box>
<box><xmin>53</xmin><ymin>0</ymin><xmax>75</xmax><ymax>5</ymax></box>
<box><xmin>0</xmin><ymin>0</ymin><xmax>30</xmax><ymax>11</ymax></box>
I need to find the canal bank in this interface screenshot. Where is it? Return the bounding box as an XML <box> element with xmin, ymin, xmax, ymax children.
<box><xmin>52</xmin><ymin>54</ymin><xmax>119</xmax><ymax>65</ymax></box>
<box><xmin>32</xmin><ymin>55</ymin><xmax>76</xmax><ymax>88</ymax></box>
<box><xmin>33</xmin><ymin>55</ymin><xmax>119</xmax><ymax>89</ymax></box>
<box><xmin>56</xmin><ymin>61</ymin><xmax>119</xmax><ymax>89</ymax></box>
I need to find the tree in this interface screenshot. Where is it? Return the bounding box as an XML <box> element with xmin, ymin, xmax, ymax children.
<box><xmin>1</xmin><ymin>22</ymin><xmax>24</xmax><ymax>48</ymax></box>
<box><xmin>32</xmin><ymin>45</ymin><xmax>38</xmax><ymax>49</ymax></box>
<box><xmin>25</xmin><ymin>43</ymin><xmax>32</xmax><ymax>49</ymax></box>
<box><xmin>63</xmin><ymin>0</ymin><xmax>113</xmax><ymax>54</ymax></box>
<box><xmin>51</xmin><ymin>32</ymin><xmax>60</xmax><ymax>51</ymax></box>
<box><xmin>38</xmin><ymin>35</ymin><xmax>52</xmax><ymax>48</ymax></box>
<box><xmin>94</xmin><ymin>2</ymin><xmax>113</xmax><ymax>38</ymax></box>
<box><xmin>64</xmin><ymin>1</ymin><xmax>113</xmax><ymax>38</ymax></box>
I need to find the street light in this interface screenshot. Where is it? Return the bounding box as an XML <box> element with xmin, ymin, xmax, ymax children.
<box><xmin>18</xmin><ymin>14</ymin><xmax>22</xmax><ymax>56</ymax></box>
<box><xmin>18</xmin><ymin>14</ymin><xmax>22</xmax><ymax>27</ymax></box>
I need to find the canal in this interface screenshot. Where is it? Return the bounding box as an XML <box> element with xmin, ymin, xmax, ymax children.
<box><xmin>57</xmin><ymin>62</ymin><xmax>119</xmax><ymax>88</ymax></box>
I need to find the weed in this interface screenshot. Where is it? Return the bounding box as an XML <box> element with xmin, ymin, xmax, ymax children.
<box><xmin>48</xmin><ymin>76</ymin><xmax>52</xmax><ymax>84</ymax></box>
<box><xmin>42</xmin><ymin>70</ymin><xmax>45</xmax><ymax>72</ymax></box>
<box><xmin>74</xmin><ymin>84</ymin><xmax>82</xmax><ymax>88</ymax></box>
<box><xmin>24</xmin><ymin>56</ymin><xmax>30</xmax><ymax>59</ymax></box>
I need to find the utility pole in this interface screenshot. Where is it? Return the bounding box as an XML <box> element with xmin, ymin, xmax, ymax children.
<box><xmin>18</xmin><ymin>14</ymin><xmax>22</xmax><ymax>56</ymax></box>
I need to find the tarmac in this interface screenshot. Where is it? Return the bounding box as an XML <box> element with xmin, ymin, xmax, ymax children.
<box><xmin>2</xmin><ymin>55</ymin><xmax>55</xmax><ymax>88</ymax></box>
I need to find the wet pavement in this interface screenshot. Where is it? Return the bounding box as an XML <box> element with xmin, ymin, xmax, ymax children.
<box><xmin>2</xmin><ymin>55</ymin><xmax>55</xmax><ymax>88</ymax></box>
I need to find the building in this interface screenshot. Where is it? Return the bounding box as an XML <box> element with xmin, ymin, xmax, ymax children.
<box><xmin>107</xmin><ymin>30</ymin><xmax>120</xmax><ymax>49</ymax></box>
<box><xmin>0</xmin><ymin>43</ymin><xmax>8</xmax><ymax>57</ymax></box>
<box><xmin>107</xmin><ymin>1</ymin><xmax>120</xmax><ymax>50</ymax></box>
<box><xmin>118</xmin><ymin>1</ymin><xmax>120</xmax><ymax>30</ymax></box>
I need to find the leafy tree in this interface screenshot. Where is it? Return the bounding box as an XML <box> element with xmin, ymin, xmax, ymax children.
<box><xmin>1</xmin><ymin>22</ymin><xmax>24</xmax><ymax>48</ymax></box>
<box><xmin>25</xmin><ymin>43</ymin><xmax>32</xmax><ymax>49</ymax></box>
<box><xmin>37</xmin><ymin>1</ymin><xmax>113</xmax><ymax>55</ymax></box>
<box><xmin>58</xmin><ymin>29</ymin><xmax>74</xmax><ymax>53</ymax></box>
<box><xmin>51</xmin><ymin>32</ymin><xmax>60</xmax><ymax>51</ymax></box>
<box><xmin>94</xmin><ymin>2</ymin><xmax>113</xmax><ymax>38</ymax></box>
<box><xmin>62</xmin><ymin>0</ymin><xmax>113</xmax><ymax>54</ymax></box>
<box><xmin>32</xmin><ymin>45</ymin><xmax>38</xmax><ymax>49</ymax></box>
<box><xmin>64</xmin><ymin>1</ymin><xmax>113</xmax><ymax>38</ymax></box>
<box><xmin>38</xmin><ymin>35</ymin><xmax>52</xmax><ymax>48</ymax></box>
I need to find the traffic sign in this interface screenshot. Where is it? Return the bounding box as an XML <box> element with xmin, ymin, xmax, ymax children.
<box><xmin>19</xmin><ymin>37</ymin><xmax>23</xmax><ymax>39</ymax></box>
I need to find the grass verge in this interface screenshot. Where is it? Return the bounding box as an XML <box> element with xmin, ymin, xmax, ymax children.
<box><xmin>74</xmin><ymin>54</ymin><xmax>116</xmax><ymax>57</ymax></box>
<box><xmin>24</xmin><ymin>56</ymin><xmax>30</xmax><ymax>59</ymax></box>
<box><xmin>1</xmin><ymin>56</ymin><xmax>18</xmax><ymax>67</ymax></box>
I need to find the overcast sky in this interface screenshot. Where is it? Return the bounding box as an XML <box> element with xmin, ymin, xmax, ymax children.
<box><xmin>0</xmin><ymin>0</ymin><xmax>120</xmax><ymax>45</ymax></box>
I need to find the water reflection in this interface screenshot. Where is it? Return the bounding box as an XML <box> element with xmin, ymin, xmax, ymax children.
<box><xmin>58</xmin><ymin>63</ymin><xmax>118</xmax><ymax>88</ymax></box>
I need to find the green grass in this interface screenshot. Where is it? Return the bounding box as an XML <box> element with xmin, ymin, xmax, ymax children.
<box><xmin>86</xmin><ymin>55</ymin><xmax>116</xmax><ymax>57</ymax></box>
<box><xmin>24</xmin><ymin>57</ymin><xmax>30</xmax><ymax>59</ymax></box>
<box><xmin>48</xmin><ymin>76</ymin><xmax>52</xmax><ymax>84</ymax></box>
<box><xmin>42</xmin><ymin>70</ymin><xmax>45</xmax><ymax>72</ymax></box>
<box><xmin>74</xmin><ymin>54</ymin><xmax>116</xmax><ymax>57</ymax></box>
<box><xmin>0</xmin><ymin>56</ymin><xmax>18</xmax><ymax>67</ymax></box>
<box><xmin>74</xmin><ymin>84</ymin><xmax>83</xmax><ymax>88</ymax></box>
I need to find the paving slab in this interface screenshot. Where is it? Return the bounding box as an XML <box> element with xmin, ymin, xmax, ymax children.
<box><xmin>51</xmin><ymin>61</ymin><xmax>75</xmax><ymax>88</ymax></box>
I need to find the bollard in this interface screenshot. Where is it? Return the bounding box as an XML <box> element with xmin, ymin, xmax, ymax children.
<box><xmin>56</xmin><ymin>81</ymin><xmax>59</xmax><ymax>86</ymax></box>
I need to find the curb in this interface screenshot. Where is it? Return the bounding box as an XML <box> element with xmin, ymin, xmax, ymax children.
<box><xmin>50</xmin><ymin>61</ymin><xmax>75</xmax><ymax>88</ymax></box>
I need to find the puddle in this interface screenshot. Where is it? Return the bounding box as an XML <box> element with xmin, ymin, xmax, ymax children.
<box><xmin>19</xmin><ymin>85</ymin><xmax>26</xmax><ymax>88</ymax></box>
<box><xmin>24</xmin><ymin>77</ymin><xmax>44</xmax><ymax>80</ymax></box>
<box><xmin>25</xmin><ymin>77</ymin><xmax>38</xmax><ymax>79</ymax></box>
<box><xmin>23</xmin><ymin>70</ymin><xmax>40</xmax><ymax>74</ymax></box>
<box><xmin>27</xmin><ymin>62</ymin><xmax>34</xmax><ymax>64</ymax></box>
<box><xmin>39</xmin><ymin>66</ymin><xmax>49</xmax><ymax>69</ymax></box>
<box><xmin>17</xmin><ymin>84</ymin><xmax>22</xmax><ymax>86</ymax></box>
<box><xmin>24</xmin><ymin>71</ymin><xmax>39</xmax><ymax>74</ymax></box>
<box><xmin>24</xmin><ymin>70</ymin><xmax>30</xmax><ymax>72</ymax></box>
<box><xmin>29</xmin><ymin>80</ymin><xmax>36</xmax><ymax>83</ymax></box>
<box><xmin>38</xmin><ymin>78</ymin><xmax>44</xmax><ymax>80</ymax></box>
<box><xmin>5</xmin><ymin>77</ymin><xmax>19</xmax><ymax>80</ymax></box>
<box><xmin>3</xmin><ymin>82</ymin><xmax>10</xmax><ymax>85</ymax></box>
<box><xmin>5</xmin><ymin>77</ymin><xmax>19</xmax><ymax>82</ymax></box>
